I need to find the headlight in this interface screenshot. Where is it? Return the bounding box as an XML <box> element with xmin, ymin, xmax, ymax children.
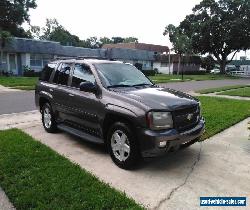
<box><xmin>147</xmin><ymin>111</ymin><xmax>173</xmax><ymax>130</ymax></box>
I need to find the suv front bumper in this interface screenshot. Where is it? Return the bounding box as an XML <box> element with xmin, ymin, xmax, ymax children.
<box><xmin>137</xmin><ymin>118</ymin><xmax>205</xmax><ymax>157</ymax></box>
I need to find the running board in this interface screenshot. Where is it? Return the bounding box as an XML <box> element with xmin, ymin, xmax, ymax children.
<box><xmin>57</xmin><ymin>124</ymin><xmax>104</xmax><ymax>144</ymax></box>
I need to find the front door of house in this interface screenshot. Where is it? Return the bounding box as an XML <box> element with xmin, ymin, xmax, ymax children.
<box><xmin>8</xmin><ymin>54</ymin><xmax>17</xmax><ymax>75</ymax></box>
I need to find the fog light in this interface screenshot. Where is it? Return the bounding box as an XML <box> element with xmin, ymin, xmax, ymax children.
<box><xmin>159</xmin><ymin>141</ymin><xmax>167</xmax><ymax>148</ymax></box>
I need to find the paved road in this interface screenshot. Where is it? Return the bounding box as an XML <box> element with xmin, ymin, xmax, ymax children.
<box><xmin>161</xmin><ymin>79</ymin><xmax>250</xmax><ymax>91</ymax></box>
<box><xmin>0</xmin><ymin>79</ymin><xmax>250</xmax><ymax>115</ymax></box>
<box><xmin>0</xmin><ymin>91</ymin><xmax>36</xmax><ymax>115</ymax></box>
<box><xmin>1</xmin><ymin>111</ymin><xmax>249</xmax><ymax>209</ymax></box>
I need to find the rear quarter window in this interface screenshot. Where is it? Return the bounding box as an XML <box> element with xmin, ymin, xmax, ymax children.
<box><xmin>39</xmin><ymin>63</ymin><xmax>56</xmax><ymax>82</ymax></box>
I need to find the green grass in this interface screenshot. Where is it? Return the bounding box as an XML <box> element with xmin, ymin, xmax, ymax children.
<box><xmin>0</xmin><ymin>77</ymin><xmax>38</xmax><ymax>90</ymax></box>
<box><xmin>149</xmin><ymin>74</ymin><xmax>238</xmax><ymax>84</ymax></box>
<box><xmin>197</xmin><ymin>85</ymin><xmax>250</xmax><ymax>94</ymax></box>
<box><xmin>198</xmin><ymin>96</ymin><xmax>250</xmax><ymax>140</ymax></box>
<box><xmin>217</xmin><ymin>87</ymin><xmax>250</xmax><ymax>97</ymax></box>
<box><xmin>0</xmin><ymin>129</ymin><xmax>143</xmax><ymax>210</ymax></box>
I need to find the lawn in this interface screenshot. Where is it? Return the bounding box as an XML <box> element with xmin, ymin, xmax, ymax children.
<box><xmin>198</xmin><ymin>96</ymin><xmax>250</xmax><ymax>140</ymax></box>
<box><xmin>196</xmin><ymin>85</ymin><xmax>250</xmax><ymax>94</ymax></box>
<box><xmin>217</xmin><ymin>87</ymin><xmax>250</xmax><ymax>97</ymax></box>
<box><xmin>149</xmin><ymin>73</ymin><xmax>238</xmax><ymax>84</ymax></box>
<box><xmin>0</xmin><ymin>129</ymin><xmax>143</xmax><ymax>210</ymax></box>
<box><xmin>0</xmin><ymin>77</ymin><xmax>38</xmax><ymax>90</ymax></box>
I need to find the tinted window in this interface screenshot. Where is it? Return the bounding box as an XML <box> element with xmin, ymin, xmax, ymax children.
<box><xmin>71</xmin><ymin>63</ymin><xmax>95</xmax><ymax>88</ymax></box>
<box><xmin>39</xmin><ymin>63</ymin><xmax>56</xmax><ymax>82</ymax></box>
<box><xmin>53</xmin><ymin>63</ymin><xmax>71</xmax><ymax>85</ymax></box>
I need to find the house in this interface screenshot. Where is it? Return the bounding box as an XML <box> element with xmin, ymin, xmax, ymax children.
<box><xmin>103</xmin><ymin>43</ymin><xmax>169</xmax><ymax>70</ymax></box>
<box><xmin>0</xmin><ymin>38</ymin><xmax>156</xmax><ymax>75</ymax></box>
<box><xmin>226</xmin><ymin>59</ymin><xmax>250</xmax><ymax>77</ymax></box>
<box><xmin>153</xmin><ymin>54</ymin><xmax>202</xmax><ymax>74</ymax></box>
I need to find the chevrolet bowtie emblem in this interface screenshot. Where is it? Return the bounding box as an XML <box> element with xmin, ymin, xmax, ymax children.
<box><xmin>187</xmin><ymin>113</ymin><xmax>193</xmax><ymax>121</ymax></box>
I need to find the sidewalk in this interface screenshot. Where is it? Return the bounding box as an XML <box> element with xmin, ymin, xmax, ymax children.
<box><xmin>189</xmin><ymin>91</ymin><xmax>250</xmax><ymax>101</ymax></box>
<box><xmin>0</xmin><ymin>85</ymin><xmax>21</xmax><ymax>93</ymax></box>
<box><xmin>0</xmin><ymin>187</ymin><xmax>15</xmax><ymax>210</ymax></box>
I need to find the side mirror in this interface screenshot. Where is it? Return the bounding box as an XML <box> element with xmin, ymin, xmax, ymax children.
<box><xmin>79</xmin><ymin>81</ymin><xmax>97</xmax><ymax>93</ymax></box>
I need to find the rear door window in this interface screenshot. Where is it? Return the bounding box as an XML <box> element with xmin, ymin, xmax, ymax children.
<box><xmin>39</xmin><ymin>63</ymin><xmax>56</xmax><ymax>82</ymax></box>
<box><xmin>71</xmin><ymin>63</ymin><xmax>95</xmax><ymax>88</ymax></box>
<box><xmin>53</xmin><ymin>63</ymin><xmax>71</xmax><ymax>86</ymax></box>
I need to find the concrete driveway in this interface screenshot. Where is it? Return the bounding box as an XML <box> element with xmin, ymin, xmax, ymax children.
<box><xmin>1</xmin><ymin>111</ymin><xmax>249</xmax><ymax>209</ymax></box>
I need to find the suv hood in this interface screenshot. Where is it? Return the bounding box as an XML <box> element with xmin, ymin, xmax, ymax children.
<box><xmin>115</xmin><ymin>87</ymin><xmax>198</xmax><ymax>111</ymax></box>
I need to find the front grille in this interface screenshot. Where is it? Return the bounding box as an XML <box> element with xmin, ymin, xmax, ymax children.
<box><xmin>173</xmin><ymin>105</ymin><xmax>200</xmax><ymax>132</ymax></box>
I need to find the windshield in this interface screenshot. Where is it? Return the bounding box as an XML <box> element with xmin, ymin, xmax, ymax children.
<box><xmin>94</xmin><ymin>63</ymin><xmax>153</xmax><ymax>88</ymax></box>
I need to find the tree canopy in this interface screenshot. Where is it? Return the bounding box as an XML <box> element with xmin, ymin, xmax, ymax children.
<box><xmin>0</xmin><ymin>0</ymin><xmax>37</xmax><ymax>37</ymax></box>
<box><xmin>29</xmin><ymin>19</ymin><xmax>139</xmax><ymax>48</ymax></box>
<box><xmin>179</xmin><ymin>0</ymin><xmax>250</xmax><ymax>73</ymax></box>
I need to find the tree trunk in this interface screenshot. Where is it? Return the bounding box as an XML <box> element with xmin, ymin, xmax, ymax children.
<box><xmin>0</xmin><ymin>49</ymin><xmax>3</xmax><ymax>73</ymax></box>
<box><xmin>219</xmin><ymin>60</ymin><xmax>227</xmax><ymax>74</ymax></box>
<box><xmin>177</xmin><ymin>54</ymin><xmax>181</xmax><ymax>75</ymax></box>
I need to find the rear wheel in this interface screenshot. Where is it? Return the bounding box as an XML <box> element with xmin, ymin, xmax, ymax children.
<box><xmin>41</xmin><ymin>103</ymin><xmax>57</xmax><ymax>133</ymax></box>
<box><xmin>107</xmin><ymin>122</ymin><xmax>140</xmax><ymax>169</ymax></box>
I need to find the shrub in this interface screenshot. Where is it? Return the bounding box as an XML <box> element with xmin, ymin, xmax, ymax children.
<box><xmin>141</xmin><ymin>70</ymin><xmax>156</xmax><ymax>76</ymax></box>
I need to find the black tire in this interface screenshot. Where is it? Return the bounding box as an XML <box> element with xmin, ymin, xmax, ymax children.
<box><xmin>41</xmin><ymin>103</ymin><xmax>57</xmax><ymax>133</ymax></box>
<box><xmin>107</xmin><ymin>122</ymin><xmax>140</xmax><ymax>169</ymax></box>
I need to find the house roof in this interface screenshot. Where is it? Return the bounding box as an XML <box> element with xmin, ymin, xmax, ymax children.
<box><xmin>229</xmin><ymin>60</ymin><xmax>250</xmax><ymax>66</ymax></box>
<box><xmin>0</xmin><ymin>37</ymin><xmax>155</xmax><ymax>61</ymax></box>
<box><xmin>102</xmin><ymin>43</ymin><xmax>169</xmax><ymax>53</ymax></box>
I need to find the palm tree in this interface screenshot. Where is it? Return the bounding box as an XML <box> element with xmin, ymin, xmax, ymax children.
<box><xmin>0</xmin><ymin>30</ymin><xmax>12</xmax><ymax>74</ymax></box>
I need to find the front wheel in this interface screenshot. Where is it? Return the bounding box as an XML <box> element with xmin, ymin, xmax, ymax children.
<box><xmin>107</xmin><ymin>122</ymin><xmax>140</xmax><ymax>169</ymax></box>
<box><xmin>41</xmin><ymin>103</ymin><xmax>57</xmax><ymax>133</ymax></box>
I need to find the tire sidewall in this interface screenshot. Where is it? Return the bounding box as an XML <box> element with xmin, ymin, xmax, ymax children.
<box><xmin>42</xmin><ymin>103</ymin><xmax>57</xmax><ymax>133</ymax></box>
<box><xmin>107</xmin><ymin>122</ymin><xmax>139</xmax><ymax>169</ymax></box>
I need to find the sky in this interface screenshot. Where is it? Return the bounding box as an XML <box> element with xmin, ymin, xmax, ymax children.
<box><xmin>27</xmin><ymin>0</ymin><xmax>249</xmax><ymax>58</ymax></box>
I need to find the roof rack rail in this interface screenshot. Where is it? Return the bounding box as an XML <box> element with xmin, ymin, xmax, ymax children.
<box><xmin>50</xmin><ymin>56</ymin><xmax>116</xmax><ymax>61</ymax></box>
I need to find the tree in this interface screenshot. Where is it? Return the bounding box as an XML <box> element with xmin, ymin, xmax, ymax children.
<box><xmin>99</xmin><ymin>37</ymin><xmax>113</xmax><ymax>46</ymax></box>
<box><xmin>0</xmin><ymin>0</ymin><xmax>37</xmax><ymax>37</ymax></box>
<box><xmin>180</xmin><ymin>0</ymin><xmax>250</xmax><ymax>73</ymax></box>
<box><xmin>112</xmin><ymin>37</ymin><xmax>125</xmax><ymax>44</ymax></box>
<box><xmin>201</xmin><ymin>55</ymin><xmax>216</xmax><ymax>71</ymax></box>
<box><xmin>33</xmin><ymin>19</ymin><xmax>82</xmax><ymax>47</ymax></box>
<box><xmin>163</xmin><ymin>24</ymin><xmax>192</xmax><ymax>75</ymax></box>
<box><xmin>0</xmin><ymin>30</ymin><xmax>12</xmax><ymax>72</ymax></box>
<box><xmin>123</xmin><ymin>37</ymin><xmax>138</xmax><ymax>43</ymax></box>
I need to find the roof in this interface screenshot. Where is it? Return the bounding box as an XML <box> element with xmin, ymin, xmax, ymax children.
<box><xmin>229</xmin><ymin>60</ymin><xmax>250</xmax><ymax>66</ymax></box>
<box><xmin>102</xmin><ymin>42</ymin><xmax>169</xmax><ymax>53</ymax></box>
<box><xmin>1</xmin><ymin>37</ymin><xmax>155</xmax><ymax>61</ymax></box>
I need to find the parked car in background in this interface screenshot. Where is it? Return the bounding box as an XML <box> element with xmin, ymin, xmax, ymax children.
<box><xmin>35</xmin><ymin>58</ymin><xmax>205</xmax><ymax>169</ymax></box>
<box><xmin>210</xmin><ymin>68</ymin><xmax>220</xmax><ymax>74</ymax></box>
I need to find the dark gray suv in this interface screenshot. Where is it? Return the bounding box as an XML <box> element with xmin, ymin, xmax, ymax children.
<box><xmin>35</xmin><ymin>58</ymin><xmax>205</xmax><ymax>169</ymax></box>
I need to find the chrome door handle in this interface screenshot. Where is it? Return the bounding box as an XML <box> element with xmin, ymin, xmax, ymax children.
<box><xmin>69</xmin><ymin>94</ymin><xmax>74</xmax><ymax>97</ymax></box>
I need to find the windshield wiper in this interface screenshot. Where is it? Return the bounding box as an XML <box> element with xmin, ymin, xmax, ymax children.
<box><xmin>107</xmin><ymin>84</ymin><xmax>132</xmax><ymax>88</ymax></box>
<box><xmin>132</xmin><ymin>83</ymin><xmax>154</xmax><ymax>87</ymax></box>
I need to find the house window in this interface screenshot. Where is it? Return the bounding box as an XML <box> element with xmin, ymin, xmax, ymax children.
<box><xmin>30</xmin><ymin>54</ymin><xmax>42</xmax><ymax>67</ymax></box>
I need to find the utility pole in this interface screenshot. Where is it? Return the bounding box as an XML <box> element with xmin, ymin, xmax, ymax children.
<box><xmin>168</xmin><ymin>49</ymin><xmax>171</xmax><ymax>75</ymax></box>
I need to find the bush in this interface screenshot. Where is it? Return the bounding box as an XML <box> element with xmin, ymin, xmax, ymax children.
<box><xmin>141</xmin><ymin>70</ymin><xmax>156</xmax><ymax>76</ymax></box>
<box><xmin>173</xmin><ymin>70</ymin><xmax>206</xmax><ymax>75</ymax></box>
<box><xmin>23</xmin><ymin>70</ymin><xmax>41</xmax><ymax>77</ymax></box>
